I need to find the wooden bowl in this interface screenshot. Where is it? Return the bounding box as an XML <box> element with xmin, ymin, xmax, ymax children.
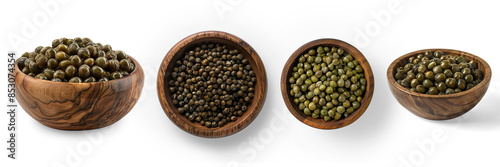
<box><xmin>281</xmin><ymin>39</ymin><xmax>375</xmax><ymax>129</ymax></box>
<box><xmin>157</xmin><ymin>31</ymin><xmax>267</xmax><ymax>138</ymax></box>
<box><xmin>14</xmin><ymin>56</ymin><xmax>144</xmax><ymax>130</ymax></box>
<box><xmin>387</xmin><ymin>49</ymin><xmax>492</xmax><ymax>120</ymax></box>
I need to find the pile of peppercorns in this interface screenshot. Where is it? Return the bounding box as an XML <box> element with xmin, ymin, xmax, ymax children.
<box><xmin>169</xmin><ymin>43</ymin><xmax>256</xmax><ymax>128</ymax></box>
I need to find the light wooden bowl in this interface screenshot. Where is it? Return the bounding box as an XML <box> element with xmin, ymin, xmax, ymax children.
<box><xmin>387</xmin><ymin>49</ymin><xmax>492</xmax><ymax>120</ymax></box>
<box><xmin>157</xmin><ymin>31</ymin><xmax>267</xmax><ymax>138</ymax></box>
<box><xmin>14</xmin><ymin>56</ymin><xmax>144</xmax><ymax>130</ymax></box>
<box><xmin>281</xmin><ymin>38</ymin><xmax>375</xmax><ymax>129</ymax></box>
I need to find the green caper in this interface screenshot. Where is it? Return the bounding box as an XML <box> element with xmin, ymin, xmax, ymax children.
<box><xmin>108</xmin><ymin>59</ymin><xmax>120</xmax><ymax>72</ymax></box>
<box><xmin>87</xmin><ymin>46</ymin><xmax>97</xmax><ymax>58</ymax></box>
<box><xmin>440</xmin><ymin>60</ymin><xmax>451</xmax><ymax>69</ymax></box>
<box><xmin>434</xmin><ymin>73</ymin><xmax>446</xmax><ymax>82</ymax></box>
<box><xmin>83</xmin><ymin>58</ymin><xmax>94</xmax><ymax>66</ymax></box>
<box><xmin>55</xmin><ymin>44</ymin><xmax>69</xmax><ymax>53</ymax></box>
<box><xmin>457</xmin><ymin>79</ymin><xmax>466</xmax><ymax>90</ymax></box>
<box><xmin>36</xmin><ymin>56</ymin><xmax>48</xmax><ymax>68</ymax></box>
<box><xmin>461</xmin><ymin>68</ymin><xmax>471</xmax><ymax>75</ymax></box>
<box><xmin>97</xmin><ymin>50</ymin><xmax>106</xmax><ymax>57</ymax></box>
<box><xmin>59</xmin><ymin>60</ymin><xmax>71</xmax><ymax>70</ymax></box>
<box><xmin>119</xmin><ymin>59</ymin><xmax>132</xmax><ymax>72</ymax></box>
<box><xmin>428</xmin><ymin>62</ymin><xmax>436</xmax><ymax>69</ymax></box>
<box><xmin>434</xmin><ymin>50</ymin><xmax>444</xmax><ymax>57</ymax></box>
<box><xmin>47</xmin><ymin>58</ymin><xmax>58</xmax><ymax>69</ymax></box>
<box><xmin>45</xmin><ymin>48</ymin><xmax>56</xmax><ymax>58</ymax></box>
<box><xmin>29</xmin><ymin>61</ymin><xmax>41</xmax><ymax>74</ymax></box>
<box><xmin>424</xmin><ymin>71</ymin><xmax>434</xmax><ymax>79</ymax></box>
<box><xmin>68</xmin><ymin>43</ymin><xmax>79</xmax><ymax>55</ymax></box>
<box><xmin>91</xmin><ymin>65</ymin><xmax>105</xmax><ymax>78</ymax></box>
<box><xmin>65</xmin><ymin>65</ymin><xmax>76</xmax><ymax>78</ymax></box>
<box><xmin>68</xmin><ymin>77</ymin><xmax>82</xmax><ymax>83</ymax></box>
<box><xmin>451</xmin><ymin>64</ymin><xmax>460</xmax><ymax>73</ymax></box>
<box><xmin>422</xmin><ymin>79</ymin><xmax>433</xmax><ymax>88</ymax></box>
<box><xmin>21</xmin><ymin>67</ymin><xmax>30</xmax><ymax>74</ymax></box>
<box><xmin>416</xmin><ymin>85</ymin><xmax>426</xmax><ymax>93</ymax></box>
<box><xmin>110</xmin><ymin>71</ymin><xmax>123</xmax><ymax>80</ymax></box>
<box><xmin>417</xmin><ymin>65</ymin><xmax>426</xmax><ymax>73</ymax></box>
<box><xmin>410</xmin><ymin>79</ymin><xmax>419</xmax><ymax>88</ymax></box>
<box><xmin>443</xmin><ymin>69</ymin><xmax>453</xmax><ymax>78</ymax></box>
<box><xmin>453</xmin><ymin>72</ymin><xmax>463</xmax><ymax>80</ymax></box>
<box><xmin>464</xmin><ymin>74</ymin><xmax>474</xmax><ymax>83</ymax></box>
<box><xmin>428</xmin><ymin>87</ymin><xmax>438</xmax><ymax>95</ymax></box>
<box><xmin>18</xmin><ymin>57</ymin><xmax>28</xmax><ymax>69</ymax></box>
<box><xmin>35</xmin><ymin>73</ymin><xmax>48</xmax><ymax>80</ymax></box>
<box><xmin>433</xmin><ymin>66</ymin><xmax>443</xmax><ymax>73</ymax></box>
<box><xmin>84</xmin><ymin>77</ymin><xmax>96</xmax><ymax>83</ymax></box>
<box><xmin>445</xmin><ymin>78</ymin><xmax>457</xmax><ymax>88</ymax></box>
<box><xmin>78</xmin><ymin>64</ymin><xmax>91</xmax><ymax>78</ymax></box>
<box><xmin>105</xmin><ymin>51</ymin><xmax>117</xmax><ymax>60</ymax></box>
<box><xmin>95</xmin><ymin>57</ymin><xmax>108</xmax><ymax>68</ymax></box>
<box><xmin>52</xmin><ymin>39</ymin><xmax>61</xmax><ymax>48</ymax></box>
<box><xmin>53</xmin><ymin>70</ymin><xmax>65</xmax><ymax>79</ymax></box>
<box><xmin>102</xmin><ymin>44</ymin><xmax>112</xmax><ymax>52</ymax></box>
<box><xmin>43</xmin><ymin>68</ymin><xmax>54</xmax><ymax>80</ymax></box>
<box><xmin>416</xmin><ymin>73</ymin><xmax>425</xmax><ymax>82</ymax></box>
<box><xmin>70</xmin><ymin>55</ymin><xmax>82</xmax><ymax>67</ymax></box>
<box><xmin>445</xmin><ymin>88</ymin><xmax>455</xmax><ymax>94</ymax></box>
<box><xmin>55</xmin><ymin>51</ymin><xmax>68</xmax><ymax>61</ymax></box>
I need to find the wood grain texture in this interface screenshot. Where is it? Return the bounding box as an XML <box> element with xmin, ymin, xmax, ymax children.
<box><xmin>387</xmin><ymin>49</ymin><xmax>492</xmax><ymax>120</ymax></box>
<box><xmin>281</xmin><ymin>39</ymin><xmax>375</xmax><ymax>129</ymax></box>
<box><xmin>14</xmin><ymin>56</ymin><xmax>144</xmax><ymax>130</ymax></box>
<box><xmin>157</xmin><ymin>31</ymin><xmax>267</xmax><ymax>138</ymax></box>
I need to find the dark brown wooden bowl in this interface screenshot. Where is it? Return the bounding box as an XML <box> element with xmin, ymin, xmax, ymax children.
<box><xmin>157</xmin><ymin>31</ymin><xmax>267</xmax><ymax>138</ymax></box>
<box><xmin>387</xmin><ymin>49</ymin><xmax>492</xmax><ymax>120</ymax></box>
<box><xmin>14</xmin><ymin>56</ymin><xmax>144</xmax><ymax>130</ymax></box>
<box><xmin>281</xmin><ymin>39</ymin><xmax>375</xmax><ymax>129</ymax></box>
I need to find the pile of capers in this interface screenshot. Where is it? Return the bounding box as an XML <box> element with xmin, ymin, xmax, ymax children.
<box><xmin>289</xmin><ymin>46</ymin><xmax>367</xmax><ymax>121</ymax></box>
<box><xmin>168</xmin><ymin>43</ymin><xmax>256</xmax><ymax>128</ymax></box>
<box><xmin>394</xmin><ymin>50</ymin><xmax>483</xmax><ymax>95</ymax></box>
<box><xmin>17</xmin><ymin>37</ymin><xmax>135</xmax><ymax>83</ymax></box>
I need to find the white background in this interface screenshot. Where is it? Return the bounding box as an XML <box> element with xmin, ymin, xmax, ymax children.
<box><xmin>1</xmin><ymin>0</ymin><xmax>500</xmax><ymax>166</ymax></box>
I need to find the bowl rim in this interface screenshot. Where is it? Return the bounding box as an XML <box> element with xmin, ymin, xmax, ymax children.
<box><xmin>156</xmin><ymin>30</ymin><xmax>267</xmax><ymax>138</ymax></box>
<box><xmin>281</xmin><ymin>38</ymin><xmax>375</xmax><ymax>129</ymax></box>
<box><xmin>14</xmin><ymin>55</ymin><xmax>142</xmax><ymax>84</ymax></box>
<box><xmin>387</xmin><ymin>48</ymin><xmax>492</xmax><ymax>99</ymax></box>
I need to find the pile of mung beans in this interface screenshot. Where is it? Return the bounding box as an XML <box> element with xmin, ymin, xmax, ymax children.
<box><xmin>168</xmin><ymin>43</ymin><xmax>256</xmax><ymax>128</ymax></box>
<box><xmin>289</xmin><ymin>46</ymin><xmax>367</xmax><ymax>121</ymax></box>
